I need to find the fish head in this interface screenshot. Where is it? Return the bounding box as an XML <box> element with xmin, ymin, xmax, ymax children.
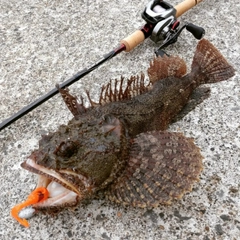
<box><xmin>21</xmin><ymin>114</ymin><xmax>129</xmax><ymax>210</ymax></box>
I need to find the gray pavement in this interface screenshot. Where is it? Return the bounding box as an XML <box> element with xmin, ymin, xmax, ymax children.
<box><xmin>0</xmin><ymin>0</ymin><xmax>239</xmax><ymax>239</ymax></box>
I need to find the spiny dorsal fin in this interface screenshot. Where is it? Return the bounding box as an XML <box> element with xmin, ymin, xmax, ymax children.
<box><xmin>58</xmin><ymin>74</ymin><xmax>151</xmax><ymax>115</ymax></box>
<box><xmin>57</xmin><ymin>84</ymin><xmax>86</xmax><ymax>117</ymax></box>
<box><xmin>148</xmin><ymin>55</ymin><xmax>187</xmax><ymax>84</ymax></box>
<box><xmin>98</xmin><ymin>73</ymin><xmax>151</xmax><ymax>105</ymax></box>
<box><xmin>85</xmin><ymin>89</ymin><xmax>99</xmax><ymax>108</ymax></box>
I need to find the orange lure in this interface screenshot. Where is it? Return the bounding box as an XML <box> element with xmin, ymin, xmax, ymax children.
<box><xmin>11</xmin><ymin>187</ymin><xmax>49</xmax><ymax>227</ymax></box>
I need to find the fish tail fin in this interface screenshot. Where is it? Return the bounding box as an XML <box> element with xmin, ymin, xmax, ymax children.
<box><xmin>191</xmin><ymin>39</ymin><xmax>235</xmax><ymax>84</ymax></box>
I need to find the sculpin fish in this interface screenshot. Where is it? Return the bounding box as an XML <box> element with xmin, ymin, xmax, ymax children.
<box><xmin>19</xmin><ymin>39</ymin><xmax>235</xmax><ymax>212</ymax></box>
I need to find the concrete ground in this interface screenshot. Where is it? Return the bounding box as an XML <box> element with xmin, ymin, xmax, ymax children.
<box><xmin>0</xmin><ymin>0</ymin><xmax>239</xmax><ymax>239</ymax></box>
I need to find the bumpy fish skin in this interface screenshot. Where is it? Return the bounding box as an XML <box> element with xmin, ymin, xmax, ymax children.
<box><xmin>21</xmin><ymin>39</ymin><xmax>235</xmax><ymax>210</ymax></box>
<box><xmin>27</xmin><ymin>114</ymin><xmax>129</xmax><ymax>194</ymax></box>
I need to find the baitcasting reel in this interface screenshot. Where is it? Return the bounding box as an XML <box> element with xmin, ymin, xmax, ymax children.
<box><xmin>142</xmin><ymin>0</ymin><xmax>205</xmax><ymax>56</ymax></box>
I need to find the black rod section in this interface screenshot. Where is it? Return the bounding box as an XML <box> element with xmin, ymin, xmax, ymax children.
<box><xmin>0</xmin><ymin>45</ymin><xmax>126</xmax><ymax>131</ymax></box>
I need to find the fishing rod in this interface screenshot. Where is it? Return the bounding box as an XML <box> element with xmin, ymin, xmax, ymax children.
<box><xmin>0</xmin><ymin>0</ymin><xmax>205</xmax><ymax>131</ymax></box>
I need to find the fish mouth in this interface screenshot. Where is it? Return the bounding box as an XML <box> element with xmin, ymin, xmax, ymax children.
<box><xmin>21</xmin><ymin>159</ymin><xmax>82</xmax><ymax>209</ymax></box>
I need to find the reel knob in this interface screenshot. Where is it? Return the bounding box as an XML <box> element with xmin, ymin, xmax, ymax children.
<box><xmin>186</xmin><ymin>23</ymin><xmax>205</xmax><ymax>39</ymax></box>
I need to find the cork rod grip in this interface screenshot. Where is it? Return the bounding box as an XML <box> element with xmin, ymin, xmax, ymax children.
<box><xmin>120</xmin><ymin>30</ymin><xmax>145</xmax><ymax>52</ymax></box>
<box><xmin>175</xmin><ymin>0</ymin><xmax>203</xmax><ymax>18</ymax></box>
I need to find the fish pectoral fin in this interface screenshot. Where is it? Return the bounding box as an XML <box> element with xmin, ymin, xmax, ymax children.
<box><xmin>106</xmin><ymin>131</ymin><xmax>203</xmax><ymax>208</ymax></box>
<box><xmin>147</xmin><ymin>55</ymin><xmax>187</xmax><ymax>84</ymax></box>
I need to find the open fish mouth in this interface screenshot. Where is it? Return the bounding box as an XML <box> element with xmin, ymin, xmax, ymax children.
<box><xmin>21</xmin><ymin>159</ymin><xmax>80</xmax><ymax>208</ymax></box>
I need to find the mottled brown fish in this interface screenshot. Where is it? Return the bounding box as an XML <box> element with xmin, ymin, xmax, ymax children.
<box><xmin>20</xmin><ymin>39</ymin><xmax>234</xmax><ymax>212</ymax></box>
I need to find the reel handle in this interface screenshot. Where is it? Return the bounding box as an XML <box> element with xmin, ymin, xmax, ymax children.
<box><xmin>186</xmin><ymin>23</ymin><xmax>205</xmax><ymax>39</ymax></box>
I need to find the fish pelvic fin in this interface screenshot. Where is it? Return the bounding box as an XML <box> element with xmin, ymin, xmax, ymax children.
<box><xmin>147</xmin><ymin>55</ymin><xmax>187</xmax><ymax>84</ymax></box>
<box><xmin>191</xmin><ymin>38</ymin><xmax>235</xmax><ymax>84</ymax></box>
<box><xmin>106</xmin><ymin>131</ymin><xmax>203</xmax><ymax>207</ymax></box>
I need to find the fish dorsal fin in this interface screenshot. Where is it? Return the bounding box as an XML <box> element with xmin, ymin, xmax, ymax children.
<box><xmin>98</xmin><ymin>73</ymin><xmax>151</xmax><ymax>105</ymax></box>
<box><xmin>57</xmin><ymin>84</ymin><xmax>86</xmax><ymax>117</ymax></box>
<box><xmin>147</xmin><ymin>55</ymin><xmax>187</xmax><ymax>84</ymax></box>
<box><xmin>57</xmin><ymin>74</ymin><xmax>151</xmax><ymax>116</ymax></box>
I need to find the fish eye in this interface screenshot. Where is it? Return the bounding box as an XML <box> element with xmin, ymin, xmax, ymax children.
<box><xmin>54</xmin><ymin>140</ymin><xmax>79</xmax><ymax>158</ymax></box>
